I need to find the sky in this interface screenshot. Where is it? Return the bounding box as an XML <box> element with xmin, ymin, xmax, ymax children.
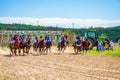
<box><xmin>0</xmin><ymin>0</ymin><xmax>120</xmax><ymax>28</ymax></box>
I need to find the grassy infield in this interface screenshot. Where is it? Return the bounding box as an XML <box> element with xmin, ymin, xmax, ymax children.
<box><xmin>87</xmin><ymin>45</ymin><xmax>120</xmax><ymax>57</ymax></box>
<box><xmin>0</xmin><ymin>45</ymin><xmax>120</xmax><ymax>57</ymax></box>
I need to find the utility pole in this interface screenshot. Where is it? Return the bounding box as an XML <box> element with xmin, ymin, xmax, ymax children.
<box><xmin>72</xmin><ymin>22</ymin><xmax>75</xmax><ymax>32</ymax></box>
<box><xmin>37</xmin><ymin>20</ymin><xmax>39</xmax><ymax>26</ymax></box>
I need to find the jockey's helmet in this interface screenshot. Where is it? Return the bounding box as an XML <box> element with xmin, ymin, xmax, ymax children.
<box><xmin>40</xmin><ymin>34</ymin><xmax>43</xmax><ymax>38</ymax></box>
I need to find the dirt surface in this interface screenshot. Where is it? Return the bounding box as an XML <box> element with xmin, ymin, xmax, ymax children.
<box><xmin>0</xmin><ymin>47</ymin><xmax>120</xmax><ymax>80</ymax></box>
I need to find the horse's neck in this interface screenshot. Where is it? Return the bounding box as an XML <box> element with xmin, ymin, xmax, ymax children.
<box><xmin>40</xmin><ymin>40</ymin><xmax>44</xmax><ymax>44</ymax></box>
<box><xmin>15</xmin><ymin>39</ymin><xmax>18</xmax><ymax>43</ymax></box>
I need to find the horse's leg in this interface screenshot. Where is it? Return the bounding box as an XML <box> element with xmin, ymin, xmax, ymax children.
<box><xmin>62</xmin><ymin>46</ymin><xmax>65</xmax><ymax>53</ymax></box>
<box><xmin>26</xmin><ymin>47</ymin><xmax>29</xmax><ymax>55</ymax></box>
<box><xmin>10</xmin><ymin>48</ymin><xmax>13</xmax><ymax>56</ymax></box>
<box><xmin>43</xmin><ymin>47</ymin><xmax>45</xmax><ymax>53</ymax></box>
<box><xmin>83</xmin><ymin>48</ymin><xmax>84</xmax><ymax>54</ymax></box>
<box><xmin>18</xmin><ymin>48</ymin><xmax>20</xmax><ymax>56</ymax></box>
<box><xmin>58</xmin><ymin>46</ymin><xmax>60</xmax><ymax>52</ymax></box>
<box><xmin>39</xmin><ymin>47</ymin><xmax>42</xmax><ymax>55</ymax></box>
<box><xmin>60</xmin><ymin>47</ymin><xmax>62</xmax><ymax>52</ymax></box>
<box><xmin>74</xmin><ymin>47</ymin><xmax>76</xmax><ymax>54</ymax></box>
<box><xmin>27</xmin><ymin>47</ymin><xmax>30</xmax><ymax>55</ymax></box>
<box><xmin>61</xmin><ymin>47</ymin><xmax>63</xmax><ymax>52</ymax></box>
<box><xmin>46</xmin><ymin>48</ymin><xmax>48</xmax><ymax>54</ymax></box>
<box><xmin>23</xmin><ymin>47</ymin><xmax>25</xmax><ymax>56</ymax></box>
<box><xmin>76</xmin><ymin>48</ymin><xmax>78</xmax><ymax>54</ymax></box>
<box><xmin>14</xmin><ymin>48</ymin><xmax>17</xmax><ymax>56</ymax></box>
<box><xmin>49</xmin><ymin>47</ymin><xmax>51</xmax><ymax>53</ymax></box>
<box><xmin>25</xmin><ymin>47</ymin><xmax>27</xmax><ymax>55</ymax></box>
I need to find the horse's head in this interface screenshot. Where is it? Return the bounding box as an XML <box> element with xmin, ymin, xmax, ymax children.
<box><xmin>39</xmin><ymin>40</ymin><xmax>44</xmax><ymax>47</ymax></box>
<box><xmin>15</xmin><ymin>37</ymin><xmax>19</xmax><ymax>43</ymax></box>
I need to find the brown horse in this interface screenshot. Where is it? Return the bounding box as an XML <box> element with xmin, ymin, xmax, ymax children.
<box><xmin>9</xmin><ymin>37</ymin><xmax>20</xmax><ymax>56</ymax></box>
<box><xmin>73</xmin><ymin>40</ymin><xmax>83</xmax><ymax>54</ymax></box>
<box><xmin>33</xmin><ymin>42</ymin><xmax>39</xmax><ymax>51</ymax></box>
<box><xmin>24</xmin><ymin>41</ymin><xmax>31</xmax><ymax>55</ymax></box>
<box><xmin>57</xmin><ymin>37</ymin><xmax>66</xmax><ymax>53</ymax></box>
<box><xmin>19</xmin><ymin>41</ymin><xmax>26</xmax><ymax>55</ymax></box>
<box><xmin>44</xmin><ymin>41</ymin><xmax>52</xmax><ymax>54</ymax></box>
<box><xmin>38</xmin><ymin>40</ymin><xmax>45</xmax><ymax>54</ymax></box>
<box><xmin>82</xmin><ymin>39</ymin><xmax>90</xmax><ymax>53</ymax></box>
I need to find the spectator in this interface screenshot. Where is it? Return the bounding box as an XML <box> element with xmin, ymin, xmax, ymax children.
<box><xmin>109</xmin><ymin>40</ymin><xmax>114</xmax><ymax>51</ymax></box>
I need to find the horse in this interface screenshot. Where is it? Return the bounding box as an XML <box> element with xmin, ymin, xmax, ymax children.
<box><xmin>24</xmin><ymin>41</ymin><xmax>31</xmax><ymax>55</ymax></box>
<box><xmin>19</xmin><ymin>41</ymin><xmax>26</xmax><ymax>55</ymax></box>
<box><xmin>73</xmin><ymin>40</ymin><xmax>83</xmax><ymax>54</ymax></box>
<box><xmin>44</xmin><ymin>41</ymin><xmax>52</xmax><ymax>54</ymax></box>
<box><xmin>9</xmin><ymin>37</ymin><xmax>21</xmax><ymax>56</ymax></box>
<box><xmin>33</xmin><ymin>42</ymin><xmax>39</xmax><ymax>51</ymax></box>
<box><xmin>82</xmin><ymin>38</ymin><xmax>90</xmax><ymax>53</ymax></box>
<box><xmin>38</xmin><ymin>40</ymin><xmax>45</xmax><ymax>55</ymax></box>
<box><xmin>57</xmin><ymin>37</ymin><xmax>66</xmax><ymax>53</ymax></box>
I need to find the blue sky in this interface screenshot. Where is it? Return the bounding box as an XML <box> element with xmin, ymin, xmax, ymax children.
<box><xmin>0</xmin><ymin>0</ymin><xmax>120</xmax><ymax>27</ymax></box>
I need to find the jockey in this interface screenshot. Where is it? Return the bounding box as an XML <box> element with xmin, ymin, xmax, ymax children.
<box><xmin>59</xmin><ymin>34</ymin><xmax>64</xmax><ymax>42</ymax></box>
<box><xmin>39</xmin><ymin>34</ymin><xmax>44</xmax><ymax>42</ymax></box>
<box><xmin>59</xmin><ymin>33</ymin><xmax>68</xmax><ymax>45</ymax></box>
<box><xmin>34</xmin><ymin>36</ymin><xmax>38</xmax><ymax>43</ymax></box>
<box><xmin>109</xmin><ymin>40</ymin><xmax>114</xmax><ymax>49</ymax></box>
<box><xmin>45</xmin><ymin>35</ymin><xmax>52</xmax><ymax>46</ymax></box>
<box><xmin>75</xmin><ymin>34</ymin><xmax>81</xmax><ymax>44</ymax></box>
<box><xmin>45</xmin><ymin>35</ymin><xmax>51</xmax><ymax>42</ymax></box>
<box><xmin>10</xmin><ymin>35</ymin><xmax>15</xmax><ymax>44</ymax></box>
<box><xmin>19</xmin><ymin>34</ymin><xmax>24</xmax><ymax>44</ymax></box>
<box><xmin>26</xmin><ymin>35</ymin><xmax>31</xmax><ymax>44</ymax></box>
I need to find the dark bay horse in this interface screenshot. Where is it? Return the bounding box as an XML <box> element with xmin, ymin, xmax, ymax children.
<box><xmin>73</xmin><ymin>40</ymin><xmax>83</xmax><ymax>54</ymax></box>
<box><xmin>44</xmin><ymin>41</ymin><xmax>52</xmax><ymax>54</ymax></box>
<box><xmin>24</xmin><ymin>41</ymin><xmax>31</xmax><ymax>55</ymax></box>
<box><xmin>19</xmin><ymin>41</ymin><xmax>26</xmax><ymax>55</ymax></box>
<box><xmin>33</xmin><ymin>42</ymin><xmax>39</xmax><ymax>51</ymax></box>
<box><xmin>57</xmin><ymin>37</ymin><xmax>66</xmax><ymax>53</ymax></box>
<box><xmin>38</xmin><ymin>40</ymin><xmax>45</xmax><ymax>54</ymax></box>
<box><xmin>82</xmin><ymin>38</ymin><xmax>90</xmax><ymax>53</ymax></box>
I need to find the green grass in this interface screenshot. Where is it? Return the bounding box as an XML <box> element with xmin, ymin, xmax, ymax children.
<box><xmin>0</xmin><ymin>45</ymin><xmax>8</xmax><ymax>49</ymax></box>
<box><xmin>88</xmin><ymin>45</ymin><xmax>120</xmax><ymax>57</ymax></box>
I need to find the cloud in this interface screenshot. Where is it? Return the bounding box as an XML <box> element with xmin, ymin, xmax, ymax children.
<box><xmin>0</xmin><ymin>17</ymin><xmax>120</xmax><ymax>28</ymax></box>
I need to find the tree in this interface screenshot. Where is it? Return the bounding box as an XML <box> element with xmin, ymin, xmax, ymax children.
<box><xmin>63</xmin><ymin>30</ymin><xmax>76</xmax><ymax>44</ymax></box>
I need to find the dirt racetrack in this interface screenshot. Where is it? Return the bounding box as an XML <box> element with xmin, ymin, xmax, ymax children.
<box><xmin>0</xmin><ymin>47</ymin><xmax>120</xmax><ymax>80</ymax></box>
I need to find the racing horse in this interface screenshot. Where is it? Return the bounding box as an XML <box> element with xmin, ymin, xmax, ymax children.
<box><xmin>33</xmin><ymin>42</ymin><xmax>39</xmax><ymax>51</ymax></box>
<box><xmin>19</xmin><ymin>41</ymin><xmax>26</xmax><ymax>55</ymax></box>
<box><xmin>24</xmin><ymin>41</ymin><xmax>31</xmax><ymax>55</ymax></box>
<box><xmin>57</xmin><ymin>37</ymin><xmax>66</xmax><ymax>53</ymax></box>
<box><xmin>38</xmin><ymin>39</ymin><xmax>45</xmax><ymax>54</ymax></box>
<box><xmin>44</xmin><ymin>41</ymin><xmax>52</xmax><ymax>54</ymax></box>
<box><xmin>9</xmin><ymin>36</ymin><xmax>21</xmax><ymax>56</ymax></box>
<box><xmin>73</xmin><ymin>40</ymin><xmax>83</xmax><ymax>54</ymax></box>
<box><xmin>82</xmin><ymin>38</ymin><xmax>90</xmax><ymax>53</ymax></box>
